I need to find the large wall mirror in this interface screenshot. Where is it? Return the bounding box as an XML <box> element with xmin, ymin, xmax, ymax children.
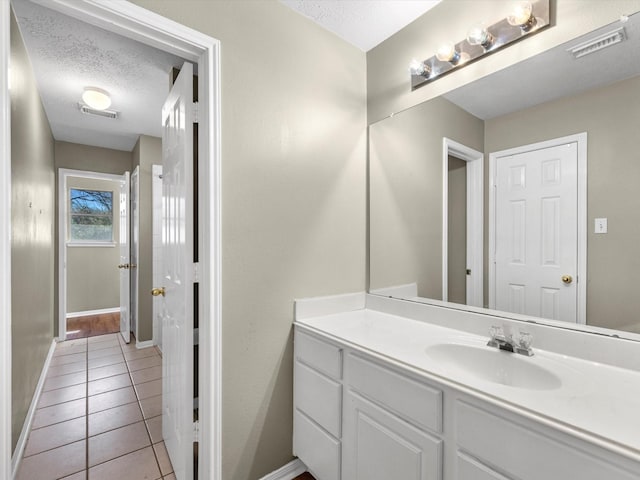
<box><xmin>369</xmin><ymin>11</ymin><xmax>640</xmax><ymax>339</ymax></box>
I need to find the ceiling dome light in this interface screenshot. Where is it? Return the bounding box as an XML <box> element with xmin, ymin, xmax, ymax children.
<box><xmin>82</xmin><ymin>87</ymin><xmax>111</xmax><ymax>111</ymax></box>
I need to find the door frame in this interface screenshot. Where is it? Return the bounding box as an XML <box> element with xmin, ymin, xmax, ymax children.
<box><xmin>488</xmin><ymin>132</ymin><xmax>587</xmax><ymax>324</ymax></box>
<box><xmin>442</xmin><ymin>138</ymin><xmax>484</xmax><ymax>307</ymax></box>
<box><xmin>0</xmin><ymin>1</ymin><xmax>222</xmax><ymax>478</ymax></box>
<box><xmin>130</xmin><ymin>166</ymin><xmax>140</xmax><ymax>342</ymax></box>
<box><xmin>58</xmin><ymin>168</ymin><xmax>125</xmax><ymax>341</ymax></box>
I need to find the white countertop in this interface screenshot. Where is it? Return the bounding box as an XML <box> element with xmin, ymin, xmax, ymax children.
<box><xmin>295</xmin><ymin>308</ymin><xmax>640</xmax><ymax>462</ymax></box>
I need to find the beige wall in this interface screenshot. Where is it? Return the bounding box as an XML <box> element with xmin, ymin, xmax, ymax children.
<box><xmin>485</xmin><ymin>74</ymin><xmax>640</xmax><ymax>333</ymax></box>
<box><xmin>369</xmin><ymin>97</ymin><xmax>483</xmax><ymax>299</ymax></box>
<box><xmin>10</xmin><ymin>9</ymin><xmax>55</xmax><ymax>450</ymax></box>
<box><xmin>65</xmin><ymin>176</ymin><xmax>121</xmax><ymax>313</ymax></box>
<box><xmin>132</xmin><ymin>135</ymin><xmax>161</xmax><ymax>342</ymax></box>
<box><xmin>129</xmin><ymin>1</ymin><xmax>367</xmax><ymax>479</ymax></box>
<box><xmin>367</xmin><ymin>0</ymin><xmax>640</xmax><ymax>124</ymax></box>
<box><xmin>55</xmin><ymin>141</ymin><xmax>132</xmax><ymax>174</ymax></box>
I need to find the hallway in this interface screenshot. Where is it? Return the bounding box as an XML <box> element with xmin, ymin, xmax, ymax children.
<box><xmin>16</xmin><ymin>333</ymin><xmax>174</xmax><ymax>480</ymax></box>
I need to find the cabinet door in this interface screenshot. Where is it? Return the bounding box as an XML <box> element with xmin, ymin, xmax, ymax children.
<box><xmin>457</xmin><ymin>453</ymin><xmax>512</xmax><ymax>480</ymax></box>
<box><xmin>343</xmin><ymin>391</ymin><xmax>442</xmax><ymax>480</ymax></box>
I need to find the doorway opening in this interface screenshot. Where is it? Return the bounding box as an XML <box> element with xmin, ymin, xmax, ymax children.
<box><xmin>58</xmin><ymin>169</ymin><xmax>126</xmax><ymax>341</ymax></box>
<box><xmin>1</xmin><ymin>1</ymin><xmax>221</xmax><ymax>478</ymax></box>
<box><xmin>441</xmin><ymin>138</ymin><xmax>484</xmax><ymax>307</ymax></box>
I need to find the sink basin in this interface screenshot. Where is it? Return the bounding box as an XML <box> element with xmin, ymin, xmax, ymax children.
<box><xmin>424</xmin><ymin>343</ymin><xmax>562</xmax><ymax>390</ymax></box>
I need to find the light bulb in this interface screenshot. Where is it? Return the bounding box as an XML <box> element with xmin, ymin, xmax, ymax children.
<box><xmin>435</xmin><ymin>42</ymin><xmax>461</xmax><ymax>64</ymax></box>
<box><xmin>409</xmin><ymin>59</ymin><xmax>430</xmax><ymax>77</ymax></box>
<box><xmin>82</xmin><ymin>87</ymin><xmax>111</xmax><ymax>110</ymax></box>
<box><xmin>507</xmin><ymin>1</ymin><xmax>536</xmax><ymax>31</ymax></box>
<box><xmin>467</xmin><ymin>24</ymin><xmax>495</xmax><ymax>50</ymax></box>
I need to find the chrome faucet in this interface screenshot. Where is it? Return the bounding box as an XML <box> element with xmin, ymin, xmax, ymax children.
<box><xmin>487</xmin><ymin>325</ymin><xmax>534</xmax><ymax>357</ymax></box>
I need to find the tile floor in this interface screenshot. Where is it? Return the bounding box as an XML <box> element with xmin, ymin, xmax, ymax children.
<box><xmin>16</xmin><ymin>333</ymin><xmax>175</xmax><ymax>480</ymax></box>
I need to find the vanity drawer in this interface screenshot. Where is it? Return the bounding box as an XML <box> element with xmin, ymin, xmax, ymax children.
<box><xmin>295</xmin><ymin>331</ymin><xmax>342</xmax><ymax>380</ymax></box>
<box><xmin>294</xmin><ymin>359</ymin><xmax>342</xmax><ymax>437</ymax></box>
<box><xmin>294</xmin><ymin>409</ymin><xmax>341</xmax><ymax>480</ymax></box>
<box><xmin>345</xmin><ymin>353</ymin><xmax>442</xmax><ymax>434</ymax></box>
<box><xmin>456</xmin><ymin>401</ymin><xmax>640</xmax><ymax>480</ymax></box>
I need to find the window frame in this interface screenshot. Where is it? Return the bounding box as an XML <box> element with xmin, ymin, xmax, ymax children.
<box><xmin>67</xmin><ymin>186</ymin><xmax>117</xmax><ymax>248</ymax></box>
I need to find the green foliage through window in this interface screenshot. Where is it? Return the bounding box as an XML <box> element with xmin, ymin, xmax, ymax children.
<box><xmin>70</xmin><ymin>189</ymin><xmax>114</xmax><ymax>242</ymax></box>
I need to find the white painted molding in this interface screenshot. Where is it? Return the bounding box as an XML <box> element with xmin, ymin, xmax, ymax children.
<box><xmin>58</xmin><ymin>168</ymin><xmax>125</xmax><ymax>341</ymax></box>
<box><xmin>0</xmin><ymin>2</ymin><xmax>12</xmax><ymax>478</ymax></box>
<box><xmin>11</xmin><ymin>340</ymin><xmax>57</xmax><ymax>479</ymax></box>
<box><xmin>258</xmin><ymin>459</ymin><xmax>307</xmax><ymax>480</ymax></box>
<box><xmin>135</xmin><ymin>340</ymin><xmax>155</xmax><ymax>350</ymax></box>
<box><xmin>488</xmin><ymin>133</ymin><xmax>587</xmax><ymax>324</ymax></box>
<box><xmin>295</xmin><ymin>292</ymin><xmax>366</xmax><ymax>321</ymax></box>
<box><xmin>66</xmin><ymin>307</ymin><xmax>120</xmax><ymax>318</ymax></box>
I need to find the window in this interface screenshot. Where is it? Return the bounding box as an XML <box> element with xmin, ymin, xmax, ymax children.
<box><xmin>69</xmin><ymin>188</ymin><xmax>114</xmax><ymax>242</ymax></box>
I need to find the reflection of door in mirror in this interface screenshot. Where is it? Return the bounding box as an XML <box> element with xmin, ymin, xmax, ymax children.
<box><xmin>490</xmin><ymin>137</ymin><xmax>585</xmax><ymax>324</ymax></box>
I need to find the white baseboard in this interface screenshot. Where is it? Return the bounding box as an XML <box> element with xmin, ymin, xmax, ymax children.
<box><xmin>11</xmin><ymin>339</ymin><xmax>57</xmax><ymax>478</ymax></box>
<box><xmin>258</xmin><ymin>459</ymin><xmax>307</xmax><ymax>480</ymax></box>
<box><xmin>66</xmin><ymin>307</ymin><xmax>119</xmax><ymax>319</ymax></box>
<box><xmin>136</xmin><ymin>340</ymin><xmax>154</xmax><ymax>349</ymax></box>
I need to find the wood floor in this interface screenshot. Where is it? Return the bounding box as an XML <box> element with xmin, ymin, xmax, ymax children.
<box><xmin>293</xmin><ymin>473</ymin><xmax>315</xmax><ymax>479</ymax></box>
<box><xmin>66</xmin><ymin>311</ymin><xmax>120</xmax><ymax>339</ymax></box>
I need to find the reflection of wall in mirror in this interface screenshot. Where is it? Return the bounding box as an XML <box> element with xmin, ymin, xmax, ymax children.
<box><xmin>369</xmin><ymin>96</ymin><xmax>483</xmax><ymax>299</ymax></box>
<box><xmin>370</xmin><ymin>73</ymin><xmax>640</xmax><ymax>335</ymax></box>
<box><xmin>485</xmin><ymin>74</ymin><xmax>640</xmax><ymax>334</ymax></box>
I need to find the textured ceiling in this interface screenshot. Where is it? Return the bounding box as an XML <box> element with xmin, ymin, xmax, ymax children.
<box><xmin>12</xmin><ymin>0</ymin><xmax>186</xmax><ymax>151</ymax></box>
<box><xmin>444</xmin><ymin>14</ymin><xmax>640</xmax><ymax>120</ymax></box>
<box><xmin>279</xmin><ymin>0</ymin><xmax>442</xmax><ymax>51</ymax></box>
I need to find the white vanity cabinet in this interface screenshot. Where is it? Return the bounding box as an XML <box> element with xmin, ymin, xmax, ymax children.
<box><xmin>293</xmin><ymin>331</ymin><xmax>343</xmax><ymax>480</ymax></box>
<box><xmin>293</xmin><ymin>324</ymin><xmax>640</xmax><ymax>480</ymax></box>
<box><xmin>342</xmin><ymin>353</ymin><xmax>444</xmax><ymax>480</ymax></box>
<box><xmin>454</xmin><ymin>399</ymin><xmax>640</xmax><ymax>480</ymax></box>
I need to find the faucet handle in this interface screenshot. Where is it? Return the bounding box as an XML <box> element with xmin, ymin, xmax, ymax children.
<box><xmin>489</xmin><ymin>325</ymin><xmax>503</xmax><ymax>340</ymax></box>
<box><xmin>518</xmin><ymin>331</ymin><xmax>533</xmax><ymax>349</ymax></box>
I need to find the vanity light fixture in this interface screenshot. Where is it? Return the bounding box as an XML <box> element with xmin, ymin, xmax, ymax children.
<box><xmin>467</xmin><ymin>24</ymin><xmax>495</xmax><ymax>50</ymax></box>
<box><xmin>409</xmin><ymin>59</ymin><xmax>431</xmax><ymax>78</ymax></box>
<box><xmin>507</xmin><ymin>1</ymin><xmax>537</xmax><ymax>32</ymax></box>
<box><xmin>409</xmin><ymin>0</ymin><xmax>550</xmax><ymax>91</ymax></box>
<box><xmin>81</xmin><ymin>87</ymin><xmax>111</xmax><ymax>111</ymax></box>
<box><xmin>435</xmin><ymin>42</ymin><xmax>462</xmax><ymax>65</ymax></box>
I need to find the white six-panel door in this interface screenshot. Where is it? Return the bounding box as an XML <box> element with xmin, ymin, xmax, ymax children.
<box><xmin>494</xmin><ymin>143</ymin><xmax>578</xmax><ymax>322</ymax></box>
<box><xmin>161</xmin><ymin>62</ymin><xmax>195</xmax><ymax>480</ymax></box>
<box><xmin>119</xmin><ymin>171</ymin><xmax>131</xmax><ymax>343</ymax></box>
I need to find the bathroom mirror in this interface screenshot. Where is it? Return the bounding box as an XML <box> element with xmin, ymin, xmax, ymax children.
<box><xmin>369</xmin><ymin>12</ymin><xmax>640</xmax><ymax>339</ymax></box>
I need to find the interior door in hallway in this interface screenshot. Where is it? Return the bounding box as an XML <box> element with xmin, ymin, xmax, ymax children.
<box><xmin>119</xmin><ymin>171</ymin><xmax>131</xmax><ymax>343</ymax></box>
<box><xmin>494</xmin><ymin>142</ymin><xmax>578</xmax><ymax>322</ymax></box>
<box><xmin>160</xmin><ymin>62</ymin><xmax>195</xmax><ymax>480</ymax></box>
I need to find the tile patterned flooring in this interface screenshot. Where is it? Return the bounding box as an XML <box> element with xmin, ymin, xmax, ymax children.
<box><xmin>16</xmin><ymin>333</ymin><xmax>175</xmax><ymax>480</ymax></box>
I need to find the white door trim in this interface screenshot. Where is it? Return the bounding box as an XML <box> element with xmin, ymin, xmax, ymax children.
<box><xmin>3</xmin><ymin>2</ymin><xmax>222</xmax><ymax>478</ymax></box>
<box><xmin>58</xmin><ymin>168</ymin><xmax>124</xmax><ymax>341</ymax></box>
<box><xmin>0</xmin><ymin>2</ymin><xmax>11</xmax><ymax>476</ymax></box>
<box><xmin>442</xmin><ymin>138</ymin><xmax>484</xmax><ymax>307</ymax></box>
<box><xmin>488</xmin><ymin>133</ymin><xmax>587</xmax><ymax>324</ymax></box>
<box><xmin>130</xmin><ymin>165</ymin><xmax>140</xmax><ymax>342</ymax></box>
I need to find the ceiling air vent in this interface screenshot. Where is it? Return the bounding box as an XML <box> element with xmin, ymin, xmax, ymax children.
<box><xmin>79</xmin><ymin>103</ymin><xmax>119</xmax><ymax>119</ymax></box>
<box><xmin>567</xmin><ymin>27</ymin><xmax>627</xmax><ymax>59</ymax></box>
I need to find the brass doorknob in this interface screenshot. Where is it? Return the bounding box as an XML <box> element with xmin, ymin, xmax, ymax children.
<box><xmin>561</xmin><ymin>275</ymin><xmax>573</xmax><ymax>284</ymax></box>
<box><xmin>151</xmin><ymin>287</ymin><xmax>166</xmax><ymax>297</ymax></box>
